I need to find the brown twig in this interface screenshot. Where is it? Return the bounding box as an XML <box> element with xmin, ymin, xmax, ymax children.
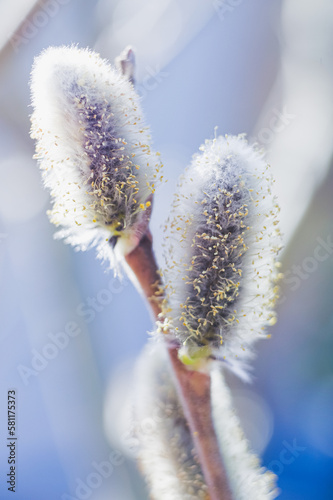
<box><xmin>125</xmin><ymin>234</ymin><xmax>233</xmax><ymax>500</ymax></box>
<box><xmin>123</xmin><ymin>232</ymin><xmax>162</xmax><ymax>320</ymax></box>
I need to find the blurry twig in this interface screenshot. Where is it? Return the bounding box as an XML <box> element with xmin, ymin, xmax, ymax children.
<box><xmin>0</xmin><ymin>0</ymin><xmax>40</xmax><ymax>56</ymax></box>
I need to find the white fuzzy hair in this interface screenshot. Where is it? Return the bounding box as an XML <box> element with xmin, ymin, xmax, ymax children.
<box><xmin>211</xmin><ymin>368</ymin><xmax>279</xmax><ymax>499</ymax></box>
<box><xmin>30</xmin><ymin>45</ymin><xmax>162</xmax><ymax>267</ymax></box>
<box><xmin>163</xmin><ymin>134</ymin><xmax>282</xmax><ymax>378</ymax></box>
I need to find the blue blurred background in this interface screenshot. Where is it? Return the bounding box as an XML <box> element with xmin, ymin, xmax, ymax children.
<box><xmin>0</xmin><ymin>0</ymin><xmax>332</xmax><ymax>498</ymax></box>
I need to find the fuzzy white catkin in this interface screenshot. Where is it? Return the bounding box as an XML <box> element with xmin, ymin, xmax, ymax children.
<box><xmin>163</xmin><ymin>134</ymin><xmax>282</xmax><ymax>378</ymax></box>
<box><xmin>211</xmin><ymin>368</ymin><xmax>279</xmax><ymax>500</ymax></box>
<box><xmin>133</xmin><ymin>343</ymin><xmax>208</xmax><ymax>500</ymax></box>
<box><xmin>30</xmin><ymin>46</ymin><xmax>162</xmax><ymax>267</ymax></box>
<box><xmin>132</xmin><ymin>343</ymin><xmax>278</xmax><ymax>500</ymax></box>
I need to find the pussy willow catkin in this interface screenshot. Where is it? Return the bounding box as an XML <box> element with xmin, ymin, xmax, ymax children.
<box><xmin>30</xmin><ymin>46</ymin><xmax>162</xmax><ymax>266</ymax></box>
<box><xmin>134</xmin><ymin>344</ymin><xmax>278</xmax><ymax>499</ymax></box>
<box><xmin>163</xmin><ymin>135</ymin><xmax>281</xmax><ymax>376</ymax></box>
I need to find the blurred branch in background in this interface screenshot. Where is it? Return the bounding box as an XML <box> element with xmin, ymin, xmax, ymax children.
<box><xmin>254</xmin><ymin>0</ymin><xmax>333</xmax><ymax>245</ymax></box>
<box><xmin>0</xmin><ymin>0</ymin><xmax>41</xmax><ymax>54</ymax></box>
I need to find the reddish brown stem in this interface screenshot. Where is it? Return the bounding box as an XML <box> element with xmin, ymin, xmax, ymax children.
<box><xmin>168</xmin><ymin>346</ymin><xmax>233</xmax><ymax>500</ymax></box>
<box><xmin>125</xmin><ymin>234</ymin><xmax>233</xmax><ymax>500</ymax></box>
<box><xmin>124</xmin><ymin>232</ymin><xmax>162</xmax><ymax>320</ymax></box>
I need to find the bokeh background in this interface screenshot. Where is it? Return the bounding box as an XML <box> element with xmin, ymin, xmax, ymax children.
<box><xmin>0</xmin><ymin>0</ymin><xmax>332</xmax><ymax>498</ymax></box>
